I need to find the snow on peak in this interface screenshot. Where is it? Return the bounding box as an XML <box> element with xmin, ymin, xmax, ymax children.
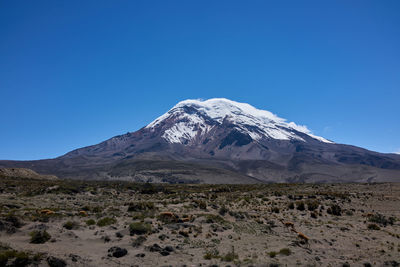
<box><xmin>147</xmin><ymin>98</ymin><xmax>332</xmax><ymax>144</ymax></box>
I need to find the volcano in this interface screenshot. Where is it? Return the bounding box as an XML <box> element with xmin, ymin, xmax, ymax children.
<box><xmin>1</xmin><ymin>98</ymin><xmax>400</xmax><ymax>183</ymax></box>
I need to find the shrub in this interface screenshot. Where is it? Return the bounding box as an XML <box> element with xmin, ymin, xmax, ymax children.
<box><xmin>327</xmin><ymin>204</ymin><xmax>342</xmax><ymax>216</ymax></box>
<box><xmin>205</xmin><ymin>214</ymin><xmax>226</xmax><ymax>224</ymax></box>
<box><xmin>367</xmin><ymin>223</ymin><xmax>380</xmax><ymax>230</ymax></box>
<box><xmin>63</xmin><ymin>221</ymin><xmax>79</xmax><ymax>230</ymax></box>
<box><xmin>268</xmin><ymin>251</ymin><xmax>277</xmax><ymax>258</ymax></box>
<box><xmin>203</xmin><ymin>249</ymin><xmax>219</xmax><ymax>260</ymax></box>
<box><xmin>5</xmin><ymin>214</ymin><xmax>23</xmax><ymax>228</ymax></box>
<box><xmin>97</xmin><ymin>217</ymin><xmax>116</xmax><ymax>227</ymax></box>
<box><xmin>279</xmin><ymin>248</ymin><xmax>291</xmax><ymax>256</ymax></box>
<box><xmin>272</xmin><ymin>207</ymin><xmax>280</xmax><ymax>213</ymax></box>
<box><xmin>157</xmin><ymin>212</ymin><xmax>179</xmax><ymax>224</ymax></box>
<box><xmin>221</xmin><ymin>247</ymin><xmax>238</xmax><ymax>262</ymax></box>
<box><xmin>132</xmin><ymin>236</ymin><xmax>147</xmax><ymax>247</ymax></box>
<box><xmin>127</xmin><ymin>202</ymin><xmax>155</xmax><ymax>212</ymax></box>
<box><xmin>193</xmin><ymin>200</ymin><xmax>207</xmax><ymax>210</ymax></box>
<box><xmin>288</xmin><ymin>202</ymin><xmax>295</xmax><ymax>209</ymax></box>
<box><xmin>218</xmin><ymin>206</ymin><xmax>229</xmax><ymax>216</ymax></box>
<box><xmin>296</xmin><ymin>201</ymin><xmax>305</xmax><ymax>211</ymax></box>
<box><xmin>306</xmin><ymin>200</ymin><xmax>320</xmax><ymax>211</ymax></box>
<box><xmin>30</xmin><ymin>230</ymin><xmax>51</xmax><ymax>244</ymax></box>
<box><xmin>228</xmin><ymin>211</ymin><xmax>248</xmax><ymax>220</ymax></box>
<box><xmin>129</xmin><ymin>222</ymin><xmax>152</xmax><ymax>235</ymax></box>
<box><xmin>0</xmin><ymin>249</ymin><xmax>34</xmax><ymax>267</ymax></box>
<box><xmin>368</xmin><ymin>213</ymin><xmax>395</xmax><ymax>226</ymax></box>
<box><xmin>86</xmin><ymin>219</ymin><xmax>96</xmax><ymax>226</ymax></box>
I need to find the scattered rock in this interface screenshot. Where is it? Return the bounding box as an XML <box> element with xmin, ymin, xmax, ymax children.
<box><xmin>148</xmin><ymin>243</ymin><xmax>173</xmax><ymax>256</ymax></box>
<box><xmin>47</xmin><ymin>256</ymin><xmax>67</xmax><ymax>267</ymax></box>
<box><xmin>108</xmin><ymin>246</ymin><xmax>128</xmax><ymax>258</ymax></box>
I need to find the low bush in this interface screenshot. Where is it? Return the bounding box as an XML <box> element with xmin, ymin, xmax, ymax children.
<box><xmin>203</xmin><ymin>249</ymin><xmax>219</xmax><ymax>260</ymax></box>
<box><xmin>218</xmin><ymin>206</ymin><xmax>229</xmax><ymax>216</ymax></box>
<box><xmin>268</xmin><ymin>251</ymin><xmax>277</xmax><ymax>258</ymax></box>
<box><xmin>367</xmin><ymin>223</ymin><xmax>380</xmax><ymax>230</ymax></box>
<box><xmin>368</xmin><ymin>213</ymin><xmax>395</xmax><ymax>226</ymax></box>
<box><xmin>86</xmin><ymin>219</ymin><xmax>96</xmax><ymax>226</ymax></box>
<box><xmin>279</xmin><ymin>248</ymin><xmax>291</xmax><ymax>256</ymax></box>
<box><xmin>63</xmin><ymin>221</ymin><xmax>79</xmax><ymax>230</ymax></box>
<box><xmin>127</xmin><ymin>202</ymin><xmax>155</xmax><ymax>212</ymax></box>
<box><xmin>129</xmin><ymin>222</ymin><xmax>152</xmax><ymax>235</ymax></box>
<box><xmin>296</xmin><ymin>201</ymin><xmax>305</xmax><ymax>211</ymax></box>
<box><xmin>221</xmin><ymin>247</ymin><xmax>238</xmax><ymax>262</ymax></box>
<box><xmin>306</xmin><ymin>200</ymin><xmax>320</xmax><ymax>211</ymax></box>
<box><xmin>97</xmin><ymin>217</ymin><xmax>116</xmax><ymax>227</ymax></box>
<box><xmin>327</xmin><ymin>204</ymin><xmax>342</xmax><ymax>216</ymax></box>
<box><xmin>30</xmin><ymin>230</ymin><xmax>51</xmax><ymax>244</ymax></box>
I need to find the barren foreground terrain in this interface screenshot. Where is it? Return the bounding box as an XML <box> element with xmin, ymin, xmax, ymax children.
<box><xmin>0</xmin><ymin>178</ymin><xmax>399</xmax><ymax>266</ymax></box>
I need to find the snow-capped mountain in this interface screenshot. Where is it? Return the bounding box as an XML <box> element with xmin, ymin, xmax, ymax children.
<box><xmin>147</xmin><ymin>98</ymin><xmax>331</xmax><ymax>144</ymax></box>
<box><xmin>1</xmin><ymin>98</ymin><xmax>400</xmax><ymax>183</ymax></box>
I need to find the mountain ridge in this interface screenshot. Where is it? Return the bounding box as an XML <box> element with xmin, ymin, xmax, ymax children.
<box><xmin>1</xmin><ymin>98</ymin><xmax>399</xmax><ymax>183</ymax></box>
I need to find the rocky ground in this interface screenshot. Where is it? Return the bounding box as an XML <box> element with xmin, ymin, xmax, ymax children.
<box><xmin>0</xmin><ymin>178</ymin><xmax>399</xmax><ymax>266</ymax></box>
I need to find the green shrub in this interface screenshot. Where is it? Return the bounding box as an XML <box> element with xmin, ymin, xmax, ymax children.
<box><xmin>97</xmin><ymin>217</ymin><xmax>116</xmax><ymax>227</ymax></box>
<box><xmin>221</xmin><ymin>247</ymin><xmax>238</xmax><ymax>262</ymax></box>
<box><xmin>368</xmin><ymin>213</ymin><xmax>395</xmax><ymax>226</ymax></box>
<box><xmin>0</xmin><ymin>249</ymin><xmax>33</xmax><ymax>266</ymax></box>
<box><xmin>268</xmin><ymin>251</ymin><xmax>277</xmax><ymax>258</ymax></box>
<box><xmin>30</xmin><ymin>230</ymin><xmax>51</xmax><ymax>244</ymax></box>
<box><xmin>306</xmin><ymin>200</ymin><xmax>320</xmax><ymax>211</ymax></box>
<box><xmin>205</xmin><ymin>214</ymin><xmax>226</xmax><ymax>224</ymax></box>
<box><xmin>203</xmin><ymin>249</ymin><xmax>219</xmax><ymax>260</ymax></box>
<box><xmin>63</xmin><ymin>221</ymin><xmax>79</xmax><ymax>230</ymax></box>
<box><xmin>86</xmin><ymin>219</ymin><xmax>96</xmax><ymax>226</ymax></box>
<box><xmin>367</xmin><ymin>223</ymin><xmax>380</xmax><ymax>230</ymax></box>
<box><xmin>129</xmin><ymin>222</ymin><xmax>152</xmax><ymax>235</ymax></box>
<box><xmin>279</xmin><ymin>248</ymin><xmax>291</xmax><ymax>256</ymax></box>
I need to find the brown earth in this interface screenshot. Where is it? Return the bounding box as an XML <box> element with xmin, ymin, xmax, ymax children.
<box><xmin>0</xmin><ymin>179</ymin><xmax>399</xmax><ymax>266</ymax></box>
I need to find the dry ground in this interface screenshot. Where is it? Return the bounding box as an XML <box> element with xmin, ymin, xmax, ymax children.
<box><xmin>0</xmin><ymin>178</ymin><xmax>399</xmax><ymax>266</ymax></box>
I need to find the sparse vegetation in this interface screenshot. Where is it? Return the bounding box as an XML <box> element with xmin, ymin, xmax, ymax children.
<box><xmin>368</xmin><ymin>223</ymin><xmax>381</xmax><ymax>230</ymax></box>
<box><xmin>86</xmin><ymin>219</ymin><xmax>96</xmax><ymax>226</ymax></box>
<box><xmin>327</xmin><ymin>204</ymin><xmax>342</xmax><ymax>216</ymax></box>
<box><xmin>97</xmin><ymin>217</ymin><xmax>117</xmax><ymax>227</ymax></box>
<box><xmin>0</xmin><ymin>178</ymin><xmax>398</xmax><ymax>266</ymax></box>
<box><xmin>129</xmin><ymin>222</ymin><xmax>152</xmax><ymax>235</ymax></box>
<box><xmin>279</xmin><ymin>248</ymin><xmax>291</xmax><ymax>256</ymax></box>
<box><xmin>296</xmin><ymin>201</ymin><xmax>305</xmax><ymax>211</ymax></box>
<box><xmin>127</xmin><ymin>201</ymin><xmax>156</xmax><ymax>212</ymax></box>
<box><xmin>368</xmin><ymin>213</ymin><xmax>396</xmax><ymax>226</ymax></box>
<box><xmin>63</xmin><ymin>220</ymin><xmax>79</xmax><ymax>230</ymax></box>
<box><xmin>30</xmin><ymin>230</ymin><xmax>51</xmax><ymax>244</ymax></box>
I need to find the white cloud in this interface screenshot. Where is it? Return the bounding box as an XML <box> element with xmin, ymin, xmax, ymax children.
<box><xmin>394</xmin><ymin>148</ymin><xmax>400</xmax><ymax>155</ymax></box>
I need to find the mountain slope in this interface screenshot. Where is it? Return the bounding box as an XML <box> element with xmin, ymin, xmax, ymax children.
<box><xmin>1</xmin><ymin>98</ymin><xmax>400</xmax><ymax>183</ymax></box>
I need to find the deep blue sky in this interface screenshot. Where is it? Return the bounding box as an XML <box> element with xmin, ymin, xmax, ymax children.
<box><xmin>1</xmin><ymin>0</ymin><xmax>399</xmax><ymax>160</ymax></box>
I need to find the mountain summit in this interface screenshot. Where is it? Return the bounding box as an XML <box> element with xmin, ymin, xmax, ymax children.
<box><xmin>1</xmin><ymin>98</ymin><xmax>400</xmax><ymax>183</ymax></box>
<box><xmin>147</xmin><ymin>98</ymin><xmax>331</xmax><ymax>144</ymax></box>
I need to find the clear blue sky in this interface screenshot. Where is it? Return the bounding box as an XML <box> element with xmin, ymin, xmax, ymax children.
<box><xmin>1</xmin><ymin>0</ymin><xmax>399</xmax><ymax>160</ymax></box>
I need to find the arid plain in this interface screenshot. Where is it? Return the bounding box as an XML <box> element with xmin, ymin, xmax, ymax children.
<box><xmin>1</xmin><ymin>178</ymin><xmax>399</xmax><ymax>266</ymax></box>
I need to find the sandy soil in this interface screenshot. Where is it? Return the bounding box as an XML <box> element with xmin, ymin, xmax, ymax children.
<box><xmin>0</xmin><ymin>179</ymin><xmax>399</xmax><ymax>266</ymax></box>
